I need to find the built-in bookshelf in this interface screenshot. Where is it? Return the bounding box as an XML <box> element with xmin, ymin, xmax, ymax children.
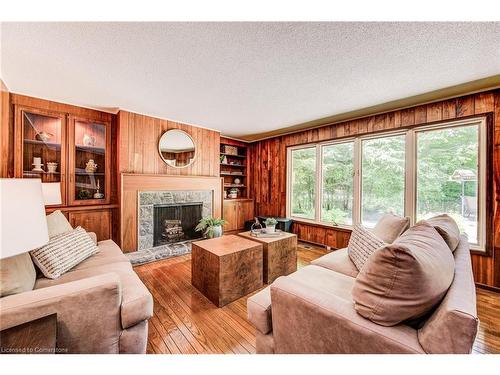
<box><xmin>219</xmin><ymin>138</ymin><xmax>249</xmax><ymax>200</ymax></box>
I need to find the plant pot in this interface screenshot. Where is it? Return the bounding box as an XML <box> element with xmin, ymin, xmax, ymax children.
<box><xmin>207</xmin><ymin>225</ymin><xmax>223</xmax><ymax>239</ymax></box>
<box><xmin>265</xmin><ymin>225</ymin><xmax>276</xmax><ymax>233</ymax></box>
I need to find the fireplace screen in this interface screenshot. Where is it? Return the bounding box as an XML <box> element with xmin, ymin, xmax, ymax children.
<box><xmin>153</xmin><ymin>202</ymin><xmax>203</xmax><ymax>246</ymax></box>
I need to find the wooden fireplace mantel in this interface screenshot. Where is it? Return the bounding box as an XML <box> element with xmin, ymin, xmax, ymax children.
<box><xmin>121</xmin><ymin>173</ymin><xmax>223</xmax><ymax>252</ymax></box>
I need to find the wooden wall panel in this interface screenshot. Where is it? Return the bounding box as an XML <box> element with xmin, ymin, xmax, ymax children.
<box><xmin>117</xmin><ymin>110</ymin><xmax>220</xmax><ymax>177</ymax></box>
<box><xmin>249</xmin><ymin>89</ymin><xmax>500</xmax><ymax>289</ymax></box>
<box><xmin>0</xmin><ymin>80</ymin><xmax>11</xmax><ymax>177</ymax></box>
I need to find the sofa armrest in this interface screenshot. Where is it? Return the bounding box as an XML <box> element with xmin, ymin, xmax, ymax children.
<box><xmin>270</xmin><ymin>276</ymin><xmax>425</xmax><ymax>354</ymax></box>
<box><xmin>0</xmin><ymin>273</ymin><xmax>123</xmax><ymax>353</ymax></box>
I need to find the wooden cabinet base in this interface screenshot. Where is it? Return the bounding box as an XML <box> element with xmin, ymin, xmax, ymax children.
<box><xmin>0</xmin><ymin>314</ymin><xmax>57</xmax><ymax>354</ymax></box>
<box><xmin>191</xmin><ymin>235</ymin><xmax>263</xmax><ymax>307</ymax></box>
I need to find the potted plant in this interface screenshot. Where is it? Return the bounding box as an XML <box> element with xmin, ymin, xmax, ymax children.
<box><xmin>195</xmin><ymin>217</ymin><xmax>227</xmax><ymax>239</ymax></box>
<box><xmin>264</xmin><ymin>217</ymin><xmax>278</xmax><ymax>233</ymax></box>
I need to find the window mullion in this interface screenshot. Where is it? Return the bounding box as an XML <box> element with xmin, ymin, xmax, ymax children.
<box><xmin>405</xmin><ymin>130</ymin><xmax>416</xmax><ymax>225</ymax></box>
<box><xmin>353</xmin><ymin>138</ymin><xmax>361</xmax><ymax>225</ymax></box>
<box><xmin>315</xmin><ymin>144</ymin><xmax>322</xmax><ymax>223</ymax></box>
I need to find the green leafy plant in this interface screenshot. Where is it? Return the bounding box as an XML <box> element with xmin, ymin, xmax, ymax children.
<box><xmin>264</xmin><ymin>217</ymin><xmax>278</xmax><ymax>226</ymax></box>
<box><xmin>195</xmin><ymin>217</ymin><xmax>227</xmax><ymax>238</ymax></box>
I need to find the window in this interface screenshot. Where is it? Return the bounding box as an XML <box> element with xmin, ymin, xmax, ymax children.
<box><xmin>290</xmin><ymin>147</ymin><xmax>316</xmax><ymax>220</ymax></box>
<box><xmin>361</xmin><ymin>135</ymin><xmax>406</xmax><ymax>227</ymax></box>
<box><xmin>321</xmin><ymin>142</ymin><xmax>354</xmax><ymax>225</ymax></box>
<box><xmin>415</xmin><ymin>123</ymin><xmax>484</xmax><ymax>246</ymax></box>
<box><xmin>286</xmin><ymin>117</ymin><xmax>487</xmax><ymax>251</ymax></box>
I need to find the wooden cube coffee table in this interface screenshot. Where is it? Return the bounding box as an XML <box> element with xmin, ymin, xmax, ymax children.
<box><xmin>237</xmin><ymin>231</ymin><xmax>297</xmax><ymax>283</ymax></box>
<box><xmin>191</xmin><ymin>235</ymin><xmax>263</xmax><ymax>307</ymax></box>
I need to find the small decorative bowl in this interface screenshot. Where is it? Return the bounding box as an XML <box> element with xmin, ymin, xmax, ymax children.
<box><xmin>35</xmin><ymin>132</ymin><xmax>53</xmax><ymax>142</ymax></box>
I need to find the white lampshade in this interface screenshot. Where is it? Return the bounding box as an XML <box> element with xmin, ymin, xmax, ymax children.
<box><xmin>0</xmin><ymin>179</ymin><xmax>49</xmax><ymax>259</ymax></box>
<box><xmin>42</xmin><ymin>182</ymin><xmax>62</xmax><ymax>205</ymax></box>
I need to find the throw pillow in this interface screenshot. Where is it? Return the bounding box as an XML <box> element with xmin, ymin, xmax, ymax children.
<box><xmin>347</xmin><ymin>225</ymin><xmax>386</xmax><ymax>271</ymax></box>
<box><xmin>352</xmin><ymin>222</ymin><xmax>455</xmax><ymax>326</ymax></box>
<box><xmin>46</xmin><ymin>210</ymin><xmax>73</xmax><ymax>237</ymax></box>
<box><xmin>372</xmin><ymin>213</ymin><xmax>410</xmax><ymax>243</ymax></box>
<box><xmin>423</xmin><ymin>214</ymin><xmax>461</xmax><ymax>252</ymax></box>
<box><xmin>30</xmin><ymin>226</ymin><xmax>99</xmax><ymax>279</ymax></box>
<box><xmin>0</xmin><ymin>252</ymin><xmax>36</xmax><ymax>297</ymax></box>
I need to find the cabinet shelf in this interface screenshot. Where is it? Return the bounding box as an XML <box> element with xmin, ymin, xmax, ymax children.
<box><xmin>220</xmin><ymin>163</ymin><xmax>246</xmax><ymax>168</ymax></box>
<box><xmin>24</xmin><ymin>139</ymin><xmax>61</xmax><ymax>149</ymax></box>
<box><xmin>220</xmin><ymin>153</ymin><xmax>246</xmax><ymax>158</ymax></box>
<box><xmin>75</xmin><ymin>144</ymin><xmax>105</xmax><ymax>154</ymax></box>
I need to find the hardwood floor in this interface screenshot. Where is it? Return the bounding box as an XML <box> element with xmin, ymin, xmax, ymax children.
<box><xmin>134</xmin><ymin>242</ymin><xmax>500</xmax><ymax>354</ymax></box>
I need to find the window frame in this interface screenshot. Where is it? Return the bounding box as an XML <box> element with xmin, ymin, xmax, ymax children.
<box><xmin>286</xmin><ymin>116</ymin><xmax>489</xmax><ymax>253</ymax></box>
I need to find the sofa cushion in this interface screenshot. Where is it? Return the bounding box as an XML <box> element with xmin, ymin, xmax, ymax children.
<box><xmin>46</xmin><ymin>210</ymin><xmax>73</xmax><ymax>237</ymax></box>
<box><xmin>347</xmin><ymin>225</ymin><xmax>386</xmax><ymax>270</ymax></box>
<box><xmin>35</xmin><ymin>261</ymin><xmax>153</xmax><ymax>329</ymax></box>
<box><xmin>423</xmin><ymin>214</ymin><xmax>461</xmax><ymax>252</ymax></box>
<box><xmin>247</xmin><ymin>286</ymin><xmax>272</xmax><ymax>334</ymax></box>
<box><xmin>372</xmin><ymin>213</ymin><xmax>410</xmax><ymax>243</ymax></box>
<box><xmin>30</xmin><ymin>227</ymin><xmax>99</xmax><ymax>279</ymax></box>
<box><xmin>352</xmin><ymin>222</ymin><xmax>455</xmax><ymax>326</ymax></box>
<box><xmin>71</xmin><ymin>240</ymin><xmax>129</xmax><ymax>271</ymax></box>
<box><xmin>0</xmin><ymin>252</ymin><xmax>36</xmax><ymax>297</ymax></box>
<box><xmin>311</xmin><ymin>248</ymin><xmax>359</xmax><ymax>277</ymax></box>
<box><xmin>247</xmin><ymin>265</ymin><xmax>355</xmax><ymax>335</ymax></box>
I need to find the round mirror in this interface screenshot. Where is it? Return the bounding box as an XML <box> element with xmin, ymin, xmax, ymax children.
<box><xmin>158</xmin><ymin>129</ymin><xmax>196</xmax><ymax>168</ymax></box>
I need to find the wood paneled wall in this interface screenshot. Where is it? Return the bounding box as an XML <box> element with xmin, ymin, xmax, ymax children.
<box><xmin>248</xmin><ymin>90</ymin><xmax>500</xmax><ymax>289</ymax></box>
<box><xmin>0</xmin><ymin>80</ymin><xmax>11</xmax><ymax>177</ymax></box>
<box><xmin>117</xmin><ymin>110</ymin><xmax>220</xmax><ymax>177</ymax></box>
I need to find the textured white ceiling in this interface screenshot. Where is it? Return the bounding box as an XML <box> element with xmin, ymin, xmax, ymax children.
<box><xmin>1</xmin><ymin>22</ymin><xmax>499</xmax><ymax>138</ymax></box>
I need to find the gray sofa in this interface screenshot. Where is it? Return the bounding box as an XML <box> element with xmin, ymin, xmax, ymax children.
<box><xmin>247</xmin><ymin>235</ymin><xmax>478</xmax><ymax>354</ymax></box>
<box><xmin>0</xmin><ymin>238</ymin><xmax>153</xmax><ymax>354</ymax></box>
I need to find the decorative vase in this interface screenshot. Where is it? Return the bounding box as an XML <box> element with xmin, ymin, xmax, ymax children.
<box><xmin>211</xmin><ymin>225</ymin><xmax>223</xmax><ymax>238</ymax></box>
<box><xmin>32</xmin><ymin>157</ymin><xmax>44</xmax><ymax>172</ymax></box>
<box><xmin>47</xmin><ymin>162</ymin><xmax>58</xmax><ymax>173</ymax></box>
<box><xmin>85</xmin><ymin>159</ymin><xmax>98</xmax><ymax>173</ymax></box>
<box><xmin>83</xmin><ymin>134</ymin><xmax>96</xmax><ymax>146</ymax></box>
<box><xmin>265</xmin><ymin>225</ymin><xmax>276</xmax><ymax>233</ymax></box>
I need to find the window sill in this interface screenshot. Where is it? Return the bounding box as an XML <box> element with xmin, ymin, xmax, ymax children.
<box><xmin>290</xmin><ymin>218</ymin><xmax>353</xmax><ymax>233</ymax></box>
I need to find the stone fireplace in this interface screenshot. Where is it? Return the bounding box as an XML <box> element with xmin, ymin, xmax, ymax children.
<box><xmin>138</xmin><ymin>190</ymin><xmax>213</xmax><ymax>251</ymax></box>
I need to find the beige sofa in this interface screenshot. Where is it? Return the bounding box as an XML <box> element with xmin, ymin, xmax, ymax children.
<box><xmin>0</xmin><ymin>238</ymin><xmax>153</xmax><ymax>354</ymax></box>
<box><xmin>247</xmin><ymin>235</ymin><xmax>478</xmax><ymax>354</ymax></box>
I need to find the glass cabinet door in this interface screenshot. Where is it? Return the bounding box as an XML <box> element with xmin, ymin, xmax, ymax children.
<box><xmin>69</xmin><ymin>117</ymin><xmax>110</xmax><ymax>205</ymax></box>
<box><xmin>16</xmin><ymin>107</ymin><xmax>66</xmax><ymax>206</ymax></box>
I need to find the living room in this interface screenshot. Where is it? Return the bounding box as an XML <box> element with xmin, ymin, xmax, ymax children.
<box><xmin>1</xmin><ymin>1</ymin><xmax>500</xmax><ymax>371</ymax></box>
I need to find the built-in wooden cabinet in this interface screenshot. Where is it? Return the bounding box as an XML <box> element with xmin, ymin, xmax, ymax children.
<box><xmin>68</xmin><ymin>209</ymin><xmax>112</xmax><ymax>242</ymax></box>
<box><xmin>68</xmin><ymin>116</ymin><xmax>111</xmax><ymax>205</ymax></box>
<box><xmin>14</xmin><ymin>106</ymin><xmax>112</xmax><ymax>207</ymax></box>
<box><xmin>223</xmin><ymin>198</ymin><xmax>254</xmax><ymax>232</ymax></box>
<box><xmin>14</xmin><ymin>106</ymin><xmax>68</xmax><ymax>205</ymax></box>
<box><xmin>12</xmin><ymin>94</ymin><xmax>116</xmax><ymax>242</ymax></box>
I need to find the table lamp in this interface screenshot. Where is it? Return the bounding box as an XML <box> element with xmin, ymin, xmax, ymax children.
<box><xmin>0</xmin><ymin>179</ymin><xmax>49</xmax><ymax>259</ymax></box>
<box><xmin>41</xmin><ymin>182</ymin><xmax>62</xmax><ymax>205</ymax></box>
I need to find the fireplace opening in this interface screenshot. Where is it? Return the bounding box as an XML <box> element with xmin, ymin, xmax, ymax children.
<box><xmin>153</xmin><ymin>202</ymin><xmax>203</xmax><ymax>246</ymax></box>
